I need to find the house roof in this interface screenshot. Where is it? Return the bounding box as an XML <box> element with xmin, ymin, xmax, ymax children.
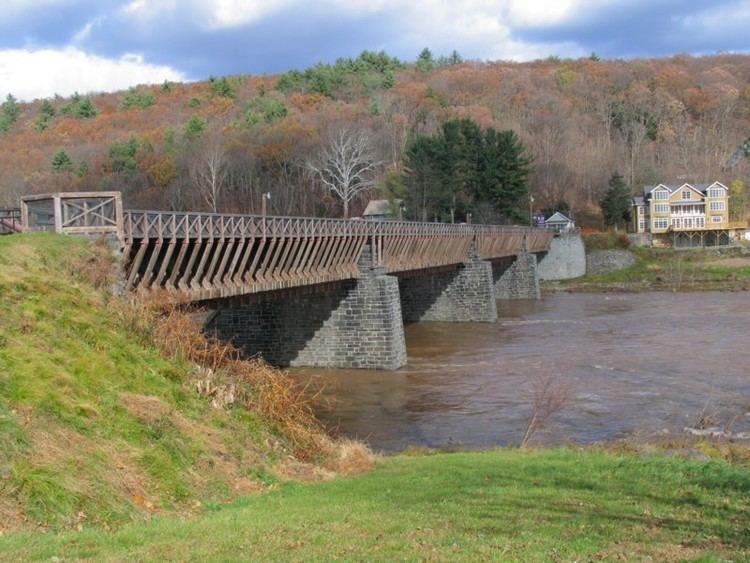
<box><xmin>546</xmin><ymin>212</ymin><xmax>572</xmax><ymax>224</ymax></box>
<box><xmin>632</xmin><ymin>196</ymin><xmax>644</xmax><ymax>206</ymax></box>
<box><xmin>642</xmin><ymin>182</ymin><xmax>717</xmax><ymax>197</ymax></box>
<box><xmin>363</xmin><ymin>199</ymin><xmax>396</xmax><ymax>216</ymax></box>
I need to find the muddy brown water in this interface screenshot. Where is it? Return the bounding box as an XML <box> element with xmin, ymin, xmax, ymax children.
<box><xmin>289</xmin><ymin>292</ymin><xmax>750</xmax><ymax>452</ymax></box>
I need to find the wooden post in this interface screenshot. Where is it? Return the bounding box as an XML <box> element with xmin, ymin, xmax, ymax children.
<box><xmin>53</xmin><ymin>195</ymin><xmax>63</xmax><ymax>233</ymax></box>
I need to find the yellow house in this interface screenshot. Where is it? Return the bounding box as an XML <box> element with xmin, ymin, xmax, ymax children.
<box><xmin>632</xmin><ymin>182</ymin><xmax>737</xmax><ymax>247</ymax></box>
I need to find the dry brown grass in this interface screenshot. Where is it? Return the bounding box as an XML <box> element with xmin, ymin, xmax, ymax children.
<box><xmin>120</xmin><ymin>294</ymin><xmax>375</xmax><ymax>471</ymax></box>
<box><xmin>72</xmin><ymin>237</ymin><xmax>374</xmax><ymax>471</ymax></box>
<box><xmin>148</xmin><ymin>303</ymin><xmax>333</xmax><ymax>459</ymax></box>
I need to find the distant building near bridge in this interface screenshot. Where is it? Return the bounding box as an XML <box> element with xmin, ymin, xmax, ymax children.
<box><xmin>545</xmin><ymin>212</ymin><xmax>575</xmax><ymax>233</ymax></box>
<box><xmin>363</xmin><ymin>199</ymin><xmax>401</xmax><ymax>221</ymax></box>
<box><xmin>631</xmin><ymin>181</ymin><xmax>744</xmax><ymax>247</ymax></box>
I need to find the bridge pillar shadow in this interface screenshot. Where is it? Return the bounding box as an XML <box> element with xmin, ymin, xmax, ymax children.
<box><xmin>491</xmin><ymin>250</ymin><xmax>541</xmax><ymax>300</ymax></box>
<box><xmin>398</xmin><ymin>243</ymin><xmax>497</xmax><ymax>324</ymax></box>
<box><xmin>205</xmin><ymin>245</ymin><xmax>407</xmax><ymax>370</ymax></box>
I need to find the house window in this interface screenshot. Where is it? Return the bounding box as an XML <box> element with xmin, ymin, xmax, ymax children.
<box><xmin>639</xmin><ymin>220</ymin><xmax>647</xmax><ymax>230</ymax></box>
<box><xmin>654</xmin><ymin>203</ymin><xmax>669</xmax><ymax>213</ymax></box>
<box><xmin>696</xmin><ymin>217</ymin><xmax>705</xmax><ymax>228</ymax></box>
<box><xmin>654</xmin><ymin>218</ymin><xmax>668</xmax><ymax>229</ymax></box>
<box><xmin>708</xmin><ymin>188</ymin><xmax>724</xmax><ymax>198</ymax></box>
<box><xmin>712</xmin><ymin>216</ymin><xmax>723</xmax><ymax>223</ymax></box>
<box><xmin>682</xmin><ymin>190</ymin><xmax>692</xmax><ymax>200</ymax></box>
<box><xmin>685</xmin><ymin>217</ymin><xmax>693</xmax><ymax>228</ymax></box>
<box><xmin>710</xmin><ymin>201</ymin><xmax>725</xmax><ymax>211</ymax></box>
<box><xmin>653</xmin><ymin>190</ymin><xmax>668</xmax><ymax>200</ymax></box>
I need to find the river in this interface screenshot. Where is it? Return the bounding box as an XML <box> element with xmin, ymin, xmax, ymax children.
<box><xmin>290</xmin><ymin>292</ymin><xmax>750</xmax><ymax>452</ymax></box>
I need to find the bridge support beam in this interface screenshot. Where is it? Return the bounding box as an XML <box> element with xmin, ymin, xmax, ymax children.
<box><xmin>206</xmin><ymin>244</ymin><xmax>407</xmax><ymax>370</ymax></box>
<box><xmin>492</xmin><ymin>250</ymin><xmax>541</xmax><ymax>300</ymax></box>
<box><xmin>398</xmin><ymin>243</ymin><xmax>497</xmax><ymax>323</ymax></box>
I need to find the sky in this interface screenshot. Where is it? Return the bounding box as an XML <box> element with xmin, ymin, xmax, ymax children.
<box><xmin>1</xmin><ymin>0</ymin><xmax>750</xmax><ymax>100</ymax></box>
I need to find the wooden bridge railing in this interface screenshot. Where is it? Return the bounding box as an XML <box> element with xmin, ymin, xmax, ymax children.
<box><xmin>121</xmin><ymin>209</ymin><xmax>553</xmax><ymax>301</ymax></box>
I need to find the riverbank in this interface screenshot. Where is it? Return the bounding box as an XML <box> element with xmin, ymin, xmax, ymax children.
<box><xmin>0</xmin><ymin>234</ymin><xmax>369</xmax><ymax>533</ymax></box>
<box><xmin>1</xmin><ymin>446</ymin><xmax>749</xmax><ymax>561</ymax></box>
<box><xmin>546</xmin><ymin>245</ymin><xmax>750</xmax><ymax>293</ymax></box>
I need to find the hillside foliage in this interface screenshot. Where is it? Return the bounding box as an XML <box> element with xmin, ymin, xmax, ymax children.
<box><xmin>1</xmin><ymin>51</ymin><xmax>750</xmax><ymax>223</ymax></box>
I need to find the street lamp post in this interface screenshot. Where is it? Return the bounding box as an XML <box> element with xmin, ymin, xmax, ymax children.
<box><xmin>529</xmin><ymin>194</ymin><xmax>535</xmax><ymax>226</ymax></box>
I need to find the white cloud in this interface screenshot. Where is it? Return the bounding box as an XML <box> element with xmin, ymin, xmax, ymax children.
<box><xmin>117</xmin><ymin>0</ymin><xmax>586</xmax><ymax>60</ymax></box>
<box><xmin>121</xmin><ymin>0</ymin><xmax>295</xmax><ymax>28</ymax></box>
<box><xmin>0</xmin><ymin>47</ymin><xmax>186</xmax><ymax>101</ymax></box>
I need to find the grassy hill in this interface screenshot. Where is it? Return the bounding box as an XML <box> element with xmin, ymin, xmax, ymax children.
<box><xmin>0</xmin><ymin>233</ymin><xmax>360</xmax><ymax>532</ymax></box>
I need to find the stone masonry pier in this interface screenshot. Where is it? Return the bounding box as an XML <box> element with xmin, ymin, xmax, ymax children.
<box><xmin>398</xmin><ymin>244</ymin><xmax>497</xmax><ymax>323</ymax></box>
<box><xmin>206</xmin><ymin>247</ymin><xmax>407</xmax><ymax>370</ymax></box>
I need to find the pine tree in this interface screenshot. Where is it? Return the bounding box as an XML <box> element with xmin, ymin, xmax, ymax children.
<box><xmin>0</xmin><ymin>94</ymin><xmax>21</xmax><ymax>132</ymax></box>
<box><xmin>34</xmin><ymin>99</ymin><xmax>56</xmax><ymax>131</ymax></box>
<box><xmin>416</xmin><ymin>48</ymin><xmax>435</xmax><ymax>72</ymax></box>
<box><xmin>600</xmin><ymin>172</ymin><xmax>632</xmax><ymax>229</ymax></box>
<box><xmin>51</xmin><ymin>148</ymin><xmax>73</xmax><ymax>172</ymax></box>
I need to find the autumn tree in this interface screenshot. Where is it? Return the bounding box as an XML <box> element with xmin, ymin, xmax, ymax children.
<box><xmin>600</xmin><ymin>172</ymin><xmax>632</xmax><ymax>230</ymax></box>
<box><xmin>729</xmin><ymin>179</ymin><xmax>747</xmax><ymax>223</ymax></box>
<box><xmin>308</xmin><ymin>126</ymin><xmax>380</xmax><ymax>218</ymax></box>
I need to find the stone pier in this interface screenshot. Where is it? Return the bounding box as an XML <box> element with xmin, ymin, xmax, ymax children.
<box><xmin>492</xmin><ymin>250</ymin><xmax>540</xmax><ymax>300</ymax></box>
<box><xmin>398</xmin><ymin>244</ymin><xmax>497</xmax><ymax>323</ymax></box>
<box><xmin>205</xmin><ymin>245</ymin><xmax>407</xmax><ymax>370</ymax></box>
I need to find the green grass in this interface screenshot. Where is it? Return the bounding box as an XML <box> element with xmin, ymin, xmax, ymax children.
<box><xmin>1</xmin><ymin>448</ymin><xmax>749</xmax><ymax>561</ymax></box>
<box><xmin>0</xmin><ymin>234</ymin><xmax>286</xmax><ymax>530</ymax></box>
<box><xmin>554</xmin><ymin>245</ymin><xmax>750</xmax><ymax>291</ymax></box>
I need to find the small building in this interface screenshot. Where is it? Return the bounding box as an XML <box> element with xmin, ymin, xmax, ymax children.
<box><xmin>631</xmin><ymin>181</ymin><xmax>744</xmax><ymax>247</ymax></box>
<box><xmin>363</xmin><ymin>199</ymin><xmax>401</xmax><ymax>221</ymax></box>
<box><xmin>545</xmin><ymin>212</ymin><xmax>575</xmax><ymax>233</ymax></box>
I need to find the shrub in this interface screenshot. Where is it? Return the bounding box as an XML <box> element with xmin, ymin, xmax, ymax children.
<box><xmin>583</xmin><ymin>231</ymin><xmax>632</xmax><ymax>250</ymax></box>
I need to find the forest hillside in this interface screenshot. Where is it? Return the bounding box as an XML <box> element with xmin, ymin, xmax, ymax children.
<box><xmin>1</xmin><ymin>51</ymin><xmax>749</xmax><ymax>224</ymax></box>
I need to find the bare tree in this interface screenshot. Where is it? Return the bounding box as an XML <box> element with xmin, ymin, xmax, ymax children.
<box><xmin>308</xmin><ymin>126</ymin><xmax>380</xmax><ymax>218</ymax></box>
<box><xmin>190</xmin><ymin>134</ymin><xmax>229</xmax><ymax>213</ymax></box>
<box><xmin>520</xmin><ymin>375</ymin><xmax>571</xmax><ymax>448</ymax></box>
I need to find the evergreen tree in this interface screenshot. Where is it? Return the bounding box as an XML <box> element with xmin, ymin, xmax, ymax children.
<box><xmin>184</xmin><ymin>114</ymin><xmax>206</xmax><ymax>138</ymax></box>
<box><xmin>209</xmin><ymin>76</ymin><xmax>235</xmax><ymax>98</ymax></box>
<box><xmin>416</xmin><ymin>48</ymin><xmax>435</xmax><ymax>72</ymax></box>
<box><xmin>51</xmin><ymin>148</ymin><xmax>73</xmax><ymax>172</ymax></box>
<box><xmin>34</xmin><ymin>99</ymin><xmax>56</xmax><ymax>131</ymax></box>
<box><xmin>0</xmin><ymin>94</ymin><xmax>21</xmax><ymax>132</ymax></box>
<box><xmin>478</xmin><ymin>129</ymin><xmax>533</xmax><ymax>220</ymax></box>
<box><xmin>75</xmin><ymin>96</ymin><xmax>97</xmax><ymax>119</ymax></box>
<box><xmin>404</xmin><ymin>118</ymin><xmax>532</xmax><ymax>222</ymax></box>
<box><xmin>600</xmin><ymin>172</ymin><xmax>632</xmax><ymax>229</ymax></box>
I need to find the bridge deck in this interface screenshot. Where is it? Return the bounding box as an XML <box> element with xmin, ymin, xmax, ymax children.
<box><xmin>19</xmin><ymin>192</ymin><xmax>553</xmax><ymax>302</ymax></box>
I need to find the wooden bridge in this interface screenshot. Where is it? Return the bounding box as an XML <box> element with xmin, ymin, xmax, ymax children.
<box><xmin>20</xmin><ymin>192</ymin><xmax>553</xmax><ymax>303</ymax></box>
